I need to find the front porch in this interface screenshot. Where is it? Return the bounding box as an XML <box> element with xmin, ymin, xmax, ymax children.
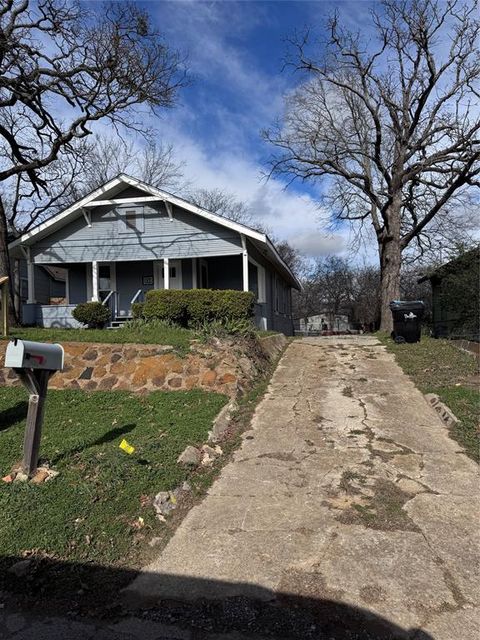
<box><xmin>22</xmin><ymin>255</ymin><xmax>268</xmax><ymax>329</ymax></box>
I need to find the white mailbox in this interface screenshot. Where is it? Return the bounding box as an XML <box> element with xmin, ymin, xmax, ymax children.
<box><xmin>5</xmin><ymin>339</ymin><xmax>64</xmax><ymax>372</ymax></box>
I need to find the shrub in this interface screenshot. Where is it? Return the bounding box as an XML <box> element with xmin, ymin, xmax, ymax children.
<box><xmin>131</xmin><ymin>302</ymin><xmax>145</xmax><ymax>319</ymax></box>
<box><xmin>143</xmin><ymin>290</ymin><xmax>189</xmax><ymax>325</ymax></box>
<box><xmin>197</xmin><ymin>318</ymin><xmax>257</xmax><ymax>341</ymax></box>
<box><xmin>72</xmin><ymin>301</ymin><xmax>111</xmax><ymax>329</ymax></box>
<box><xmin>142</xmin><ymin>289</ymin><xmax>254</xmax><ymax>328</ymax></box>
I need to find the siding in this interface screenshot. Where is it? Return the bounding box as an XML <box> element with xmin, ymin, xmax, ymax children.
<box><xmin>31</xmin><ymin>202</ymin><xmax>243</xmax><ymax>264</ymax></box>
<box><xmin>247</xmin><ymin>240</ymin><xmax>294</xmax><ymax>336</ymax></box>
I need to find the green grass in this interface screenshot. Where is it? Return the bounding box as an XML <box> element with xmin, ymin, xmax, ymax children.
<box><xmin>3</xmin><ymin>324</ymin><xmax>195</xmax><ymax>355</ymax></box>
<box><xmin>0</xmin><ymin>387</ymin><xmax>227</xmax><ymax>565</ymax></box>
<box><xmin>378</xmin><ymin>334</ymin><xmax>479</xmax><ymax>461</ymax></box>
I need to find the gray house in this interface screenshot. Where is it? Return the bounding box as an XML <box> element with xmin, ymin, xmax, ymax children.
<box><xmin>9</xmin><ymin>174</ymin><xmax>300</xmax><ymax>335</ymax></box>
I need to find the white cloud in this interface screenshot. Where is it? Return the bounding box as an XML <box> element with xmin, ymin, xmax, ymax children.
<box><xmin>290</xmin><ymin>232</ymin><xmax>346</xmax><ymax>257</ymax></box>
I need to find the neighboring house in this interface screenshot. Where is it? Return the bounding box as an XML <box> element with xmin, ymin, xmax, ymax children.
<box><xmin>9</xmin><ymin>174</ymin><xmax>301</xmax><ymax>335</ymax></box>
<box><xmin>418</xmin><ymin>247</ymin><xmax>480</xmax><ymax>339</ymax></box>
<box><xmin>295</xmin><ymin>311</ymin><xmax>352</xmax><ymax>334</ymax></box>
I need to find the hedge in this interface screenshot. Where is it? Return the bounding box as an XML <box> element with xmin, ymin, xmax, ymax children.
<box><xmin>72</xmin><ymin>301</ymin><xmax>111</xmax><ymax>328</ymax></box>
<box><xmin>141</xmin><ymin>289</ymin><xmax>255</xmax><ymax>327</ymax></box>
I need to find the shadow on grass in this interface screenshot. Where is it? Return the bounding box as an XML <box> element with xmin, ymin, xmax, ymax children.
<box><xmin>0</xmin><ymin>401</ymin><xmax>28</xmax><ymax>431</ymax></box>
<box><xmin>0</xmin><ymin>555</ymin><xmax>435</xmax><ymax>640</ymax></box>
<box><xmin>50</xmin><ymin>423</ymin><xmax>136</xmax><ymax>465</ymax></box>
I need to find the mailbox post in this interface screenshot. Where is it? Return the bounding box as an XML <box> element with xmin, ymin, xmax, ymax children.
<box><xmin>4</xmin><ymin>339</ymin><xmax>64</xmax><ymax>477</ymax></box>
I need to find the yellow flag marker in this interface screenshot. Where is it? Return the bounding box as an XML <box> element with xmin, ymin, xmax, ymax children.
<box><xmin>119</xmin><ymin>439</ymin><xmax>135</xmax><ymax>455</ymax></box>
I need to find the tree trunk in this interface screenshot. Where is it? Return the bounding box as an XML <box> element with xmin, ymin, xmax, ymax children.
<box><xmin>379</xmin><ymin>237</ymin><xmax>402</xmax><ymax>333</ymax></box>
<box><xmin>0</xmin><ymin>196</ymin><xmax>18</xmax><ymax>326</ymax></box>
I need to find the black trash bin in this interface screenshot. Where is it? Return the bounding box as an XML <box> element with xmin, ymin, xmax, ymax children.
<box><xmin>389</xmin><ymin>300</ymin><xmax>425</xmax><ymax>343</ymax></box>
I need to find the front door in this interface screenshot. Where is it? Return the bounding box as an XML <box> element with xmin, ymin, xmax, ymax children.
<box><xmin>154</xmin><ymin>260</ymin><xmax>183</xmax><ymax>289</ymax></box>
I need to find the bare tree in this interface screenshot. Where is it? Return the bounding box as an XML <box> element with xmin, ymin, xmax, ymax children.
<box><xmin>313</xmin><ymin>256</ymin><xmax>353</xmax><ymax>327</ymax></box>
<box><xmin>77</xmin><ymin>136</ymin><xmax>186</xmax><ymax>196</ymax></box>
<box><xmin>274</xmin><ymin>240</ymin><xmax>306</xmax><ymax>276</ymax></box>
<box><xmin>351</xmin><ymin>266</ymin><xmax>381</xmax><ymax>330</ymax></box>
<box><xmin>0</xmin><ymin>0</ymin><xmax>186</xmax><ymax>318</ymax></box>
<box><xmin>293</xmin><ymin>279</ymin><xmax>321</xmax><ymax>328</ymax></box>
<box><xmin>188</xmin><ymin>188</ymin><xmax>254</xmax><ymax>226</ymax></box>
<box><xmin>265</xmin><ymin>0</ymin><xmax>480</xmax><ymax>331</ymax></box>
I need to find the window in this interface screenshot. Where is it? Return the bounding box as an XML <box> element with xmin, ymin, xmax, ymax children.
<box><xmin>119</xmin><ymin>207</ymin><xmax>144</xmax><ymax>233</ymax></box>
<box><xmin>125</xmin><ymin>211</ymin><xmax>137</xmax><ymax>231</ymax></box>
<box><xmin>274</xmin><ymin>276</ymin><xmax>288</xmax><ymax>314</ymax></box>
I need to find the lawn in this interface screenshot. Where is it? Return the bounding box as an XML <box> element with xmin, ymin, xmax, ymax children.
<box><xmin>0</xmin><ymin>388</ymin><xmax>227</xmax><ymax>566</ymax></box>
<box><xmin>3</xmin><ymin>323</ymin><xmax>195</xmax><ymax>355</ymax></box>
<box><xmin>379</xmin><ymin>335</ymin><xmax>479</xmax><ymax>461</ymax></box>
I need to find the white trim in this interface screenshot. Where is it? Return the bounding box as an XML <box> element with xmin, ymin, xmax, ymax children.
<box><xmin>91</xmin><ymin>261</ymin><xmax>99</xmax><ymax>302</ymax></box>
<box><xmin>86</xmin><ymin>196</ymin><xmax>161</xmax><ymax>207</ymax></box>
<box><xmin>192</xmin><ymin>258</ymin><xmax>197</xmax><ymax>289</ymax></box>
<box><xmin>82</xmin><ymin>209</ymin><xmax>91</xmax><ymax>227</ymax></box>
<box><xmin>163</xmin><ymin>258</ymin><xmax>170</xmax><ymax>290</ymax></box>
<box><xmin>65</xmin><ymin>268</ymin><xmax>70</xmax><ymax>304</ymax></box>
<box><xmin>26</xmin><ymin>248</ymin><xmax>35</xmax><ymax>304</ymax></box>
<box><xmin>10</xmin><ymin>174</ymin><xmax>265</xmax><ymax>248</ymax></box>
<box><xmin>86</xmin><ymin>263</ymin><xmax>93</xmax><ymax>301</ymax></box>
<box><xmin>241</xmin><ymin>234</ymin><xmax>249</xmax><ymax>292</ymax></box>
<box><xmin>9</xmin><ymin>173</ymin><xmax>302</xmax><ymax>290</ymax></box>
<box><xmin>164</xmin><ymin>201</ymin><xmax>174</xmax><ymax>221</ymax></box>
<box><xmin>10</xmin><ymin>176</ymin><xmax>126</xmax><ymax>248</ymax></box>
<box><xmin>153</xmin><ymin>260</ymin><xmax>162</xmax><ymax>289</ymax></box>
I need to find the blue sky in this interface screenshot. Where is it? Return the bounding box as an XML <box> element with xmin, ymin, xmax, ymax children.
<box><xmin>92</xmin><ymin>1</ymin><xmax>378</xmax><ymax>259</ymax></box>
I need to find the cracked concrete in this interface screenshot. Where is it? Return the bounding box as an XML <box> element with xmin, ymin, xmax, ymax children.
<box><xmin>3</xmin><ymin>336</ymin><xmax>478</xmax><ymax>639</ymax></box>
<box><xmin>123</xmin><ymin>336</ymin><xmax>479</xmax><ymax>638</ymax></box>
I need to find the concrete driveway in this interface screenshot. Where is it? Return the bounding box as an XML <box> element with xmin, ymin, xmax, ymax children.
<box><xmin>124</xmin><ymin>336</ymin><xmax>479</xmax><ymax>639</ymax></box>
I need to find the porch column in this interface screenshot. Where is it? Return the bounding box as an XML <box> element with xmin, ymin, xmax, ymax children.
<box><xmin>91</xmin><ymin>260</ymin><xmax>99</xmax><ymax>301</ymax></box>
<box><xmin>241</xmin><ymin>234</ymin><xmax>249</xmax><ymax>292</ymax></box>
<box><xmin>163</xmin><ymin>258</ymin><xmax>170</xmax><ymax>290</ymax></box>
<box><xmin>26</xmin><ymin>248</ymin><xmax>36</xmax><ymax>304</ymax></box>
<box><xmin>192</xmin><ymin>258</ymin><xmax>197</xmax><ymax>289</ymax></box>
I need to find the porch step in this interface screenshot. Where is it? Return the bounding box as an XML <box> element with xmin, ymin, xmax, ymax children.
<box><xmin>108</xmin><ymin>316</ymin><xmax>133</xmax><ymax>329</ymax></box>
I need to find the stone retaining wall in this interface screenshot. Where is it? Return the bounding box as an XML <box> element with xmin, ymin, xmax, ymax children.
<box><xmin>0</xmin><ymin>334</ymin><xmax>287</xmax><ymax>397</ymax></box>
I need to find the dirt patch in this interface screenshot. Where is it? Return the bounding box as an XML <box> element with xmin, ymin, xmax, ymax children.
<box><xmin>359</xmin><ymin>584</ymin><xmax>385</xmax><ymax>605</ymax></box>
<box><xmin>279</xmin><ymin>568</ymin><xmax>345</xmax><ymax>602</ymax></box>
<box><xmin>342</xmin><ymin>386</ymin><xmax>353</xmax><ymax>397</ymax></box>
<box><xmin>257</xmin><ymin>452</ymin><xmax>297</xmax><ymax>462</ymax></box>
<box><xmin>337</xmin><ymin>479</ymin><xmax>419</xmax><ymax>531</ymax></box>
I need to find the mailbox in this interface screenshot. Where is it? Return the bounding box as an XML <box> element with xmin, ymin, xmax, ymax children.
<box><xmin>4</xmin><ymin>338</ymin><xmax>65</xmax><ymax>477</ymax></box>
<box><xmin>5</xmin><ymin>339</ymin><xmax>64</xmax><ymax>372</ymax></box>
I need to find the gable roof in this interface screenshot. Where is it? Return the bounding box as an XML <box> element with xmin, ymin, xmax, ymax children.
<box><xmin>10</xmin><ymin>174</ymin><xmax>301</xmax><ymax>289</ymax></box>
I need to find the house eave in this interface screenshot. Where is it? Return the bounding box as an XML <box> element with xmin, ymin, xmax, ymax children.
<box><xmin>8</xmin><ymin>173</ymin><xmax>301</xmax><ymax>288</ymax></box>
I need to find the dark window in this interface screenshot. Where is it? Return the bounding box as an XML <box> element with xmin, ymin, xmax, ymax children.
<box><xmin>201</xmin><ymin>263</ymin><xmax>208</xmax><ymax>288</ymax></box>
<box><xmin>125</xmin><ymin>211</ymin><xmax>137</xmax><ymax>230</ymax></box>
<box><xmin>119</xmin><ymin>207</ymin><xmax>144</xmax><ymax>233</ymax></box>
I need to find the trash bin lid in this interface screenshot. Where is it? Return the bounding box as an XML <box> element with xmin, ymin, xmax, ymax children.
<box><xmin>389</xmin><ymin>300</ymin><xmax>425</xmax><ymax>311</ymax></box>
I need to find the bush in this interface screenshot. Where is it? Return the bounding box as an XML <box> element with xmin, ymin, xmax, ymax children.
<box><xmin>197</xmin><ymin>318</ymin><xmax>257</xmax><ymax>341</ymax></box>
<box><xmin>72</xmin><ymin>302</ymin><xmax>111</xmax><ymax>329</ymax></box>
<box><xmin>142</xmin><ymin>289</ymin><xmax>254</xmax><ymax>328</ymax></box>
<box><xmin>131</xmin><ymin>302</ymin><xmax>145</xmax><ymax>319</ymax></box>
